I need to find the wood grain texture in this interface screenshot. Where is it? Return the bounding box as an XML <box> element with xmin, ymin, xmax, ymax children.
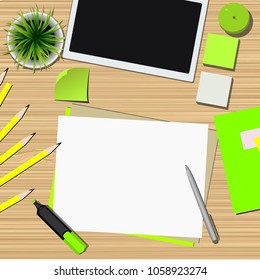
<box><xmin>0</xmin><ymin>0</ymin><xmax>260</xmax><ymax>259</ymax></box>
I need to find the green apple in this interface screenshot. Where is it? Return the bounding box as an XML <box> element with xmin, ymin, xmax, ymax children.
<box><xmin>218</xmin><ymin>3</ymin><xmax>250</xmax><ymax>35</ymax></box>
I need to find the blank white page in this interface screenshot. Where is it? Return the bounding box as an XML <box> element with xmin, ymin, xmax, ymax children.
<box><xmin>53</xmin><ymin>116</ymin><xmax>208</xmax><ymax>238</ymax></box>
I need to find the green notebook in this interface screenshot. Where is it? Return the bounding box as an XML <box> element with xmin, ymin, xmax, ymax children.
<box><xmin>214</xmin><ymin>107</ymin><xmax>260</xmax><ymax>214</ymax></box>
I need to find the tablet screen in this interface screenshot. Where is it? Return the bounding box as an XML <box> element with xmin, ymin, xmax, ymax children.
<box><xmin>64</xmin><ymin>0</ymin><xmax>207</xmax><ymax>81</ymax></box>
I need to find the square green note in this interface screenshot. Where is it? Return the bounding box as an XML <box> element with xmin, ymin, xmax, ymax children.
<box><xmin>203</xmin><ymin>34</ymin><xmax>239</xmax><ymax>70</ymax></box>
<box><xmin>54</xmin><ymin>68</ymin><xmax>90</xmax><ymax>102</ymax></box>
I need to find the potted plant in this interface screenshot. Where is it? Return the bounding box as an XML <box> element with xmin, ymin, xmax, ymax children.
<box><xmin>6</xmin><ymin>6</ymin><xmax>64</xmax><ymax>72</ymax></box>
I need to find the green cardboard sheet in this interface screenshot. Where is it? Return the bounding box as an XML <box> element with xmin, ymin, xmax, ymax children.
<box><xmin>54</xmin><ymin>68</ymin><xmax>90</xmax><ymax>102</ymax></box>
<box><xmin>214</xmin><ymin>106</ymin><xmax>260</xmax><ymax>214</ymax></box>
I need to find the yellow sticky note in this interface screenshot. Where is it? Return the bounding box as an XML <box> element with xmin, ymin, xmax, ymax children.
<box><xmin>254</xmin><ymin>136</ymin><xmax>260</xmax><ymax>151</ymax></box>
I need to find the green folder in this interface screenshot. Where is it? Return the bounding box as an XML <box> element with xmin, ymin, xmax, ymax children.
<box><xmin>214</xmin><ymin>106</ymin><xmax>260</xmax><ymax>214</ymax></box>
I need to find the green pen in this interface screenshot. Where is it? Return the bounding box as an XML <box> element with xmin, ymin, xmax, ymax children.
<box><xmin>32</xmin><ymin>200</ymin><xmax>88</xmax><ymax>254</ymax></box>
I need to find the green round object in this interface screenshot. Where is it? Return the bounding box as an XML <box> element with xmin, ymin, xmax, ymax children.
<box><xmin>218</xmin><ymin>2</ymin><xmax>250</xmax><ymax>35</ymax></box>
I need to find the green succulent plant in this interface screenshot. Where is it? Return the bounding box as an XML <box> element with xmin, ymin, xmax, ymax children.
<box><xmin>6</xmin><ymin>6</ymin><xmax>64</xmax><ymax>71</ymax></box>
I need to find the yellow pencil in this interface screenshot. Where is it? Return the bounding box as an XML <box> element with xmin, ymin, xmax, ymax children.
<box><xmin>0</xmin><ymin>143</ymin><xmax>61</xmax><ymax>187</ymax></box>
<box><xmin>0</xmin><ymin>133</ymin><xmax>36</xmax><ymax>165</ymax></box>
<box><xmin>0</xmin><ymin>68</ymin><xmax>8</xmax><ymax>86</ymax></box>
<box><xmin>0</xmin><ymin>104</ymin><xmax>30</xmax><ymax>142</ymax></box>
<box><xmin>0</xmin><ymin>82</ymin><xmax>13</xmax><ymax>106</ymax></box>
<box><xmin>0</xmin><ymin>189</ymin><xmax>34</xmax><ymax>213</ymax></box>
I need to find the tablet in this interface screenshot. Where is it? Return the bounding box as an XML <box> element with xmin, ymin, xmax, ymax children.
<box><xmin>63</xmin><ymin>0</ymin><xmax>208</xmax><ymax>82</ymax></box>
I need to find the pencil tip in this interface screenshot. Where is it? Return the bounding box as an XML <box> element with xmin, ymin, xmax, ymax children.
<box><xmin>26</xmin><ymin>104</ymin><xmax>30</xmax><ymax>108</ymax></box>
<box><xmin>30</xmin><ymin>188</ymin><xmax>35</xmax><ymax>192</ymax></box>
<box><xmin>31</xmin><ymin>132</ymin><xmax>36</xmax><ymax>136</ymax></box>
<box><xmin>45</xmin><ymin>142</ymin><xmax>61</xmax><ymax>154</ymax></box>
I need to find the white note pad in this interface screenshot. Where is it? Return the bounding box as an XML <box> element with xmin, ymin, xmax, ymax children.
<box><xmin>196</xmin><ymin>71</ymin><xmax>233</xmax><ymax>108</ymax></box>
<box><xmin>53</xmin><ymin>116</ymin><xmax>208</xmax><ymax>238</ymax></box>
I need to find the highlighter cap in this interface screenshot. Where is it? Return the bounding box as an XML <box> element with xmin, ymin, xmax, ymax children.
<box><xmin>63</xmin><ymin>231</ymin><xmax>88</xmax><ymax>254</ymax></box>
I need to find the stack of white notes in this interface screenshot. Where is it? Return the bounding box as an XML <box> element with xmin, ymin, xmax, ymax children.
<box><xmin>53</xmin><ymin>116</ymin><xmax>208</xmax><ymax>238</ymax></box>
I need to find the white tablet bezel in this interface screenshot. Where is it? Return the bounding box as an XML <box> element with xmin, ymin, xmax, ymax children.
<box><xmin>63</xmin><ymin>0</ymin><xmax>208</xmax><ymax>82</ymax></box>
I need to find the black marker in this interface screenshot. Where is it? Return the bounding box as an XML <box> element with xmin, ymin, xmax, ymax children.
<box><xmin>32</xmin><ymin>200</ymin><xmax>88</xmax><ymax>254</ymax></box>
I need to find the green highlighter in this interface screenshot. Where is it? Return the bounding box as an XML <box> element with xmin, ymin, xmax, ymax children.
<box><xmin>32</xmin><ymin>200</ymin><xmax>87</xmax><ymax>254</ymax></box>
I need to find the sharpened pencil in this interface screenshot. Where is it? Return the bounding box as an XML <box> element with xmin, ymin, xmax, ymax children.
<box><xmin>0</xmin><ymin>68</ymin><xmax>8</xmax><ymax>86</ymax></box>
<box><xmin>0</xmin><ymin>133</ymin><xmax>36</xmax><ymax>165</ymax></box>
<box><xmin>0</xmin><ymin>82</ymin><xmax>12</xmax><ymax>106</ymax></box>
<box><xmin>0</xmin><ymin>143</ymin><xmax>61</xmax><ymax>187</ymax></box>
<box><xmin>0</xmin><ymin>104</ymin><xmax>30</xmax><ymax>142</ymax></box>
<box><xmin>0</xmin><ymin>189</ymin><xmax>34</xmax><ymax>213</ymax></box>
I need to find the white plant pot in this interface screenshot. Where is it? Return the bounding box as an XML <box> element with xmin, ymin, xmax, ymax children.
<box><xmin>7</xmin><ymin>12</ymin><xmax>64</xmax><ymax>70</ymax></box>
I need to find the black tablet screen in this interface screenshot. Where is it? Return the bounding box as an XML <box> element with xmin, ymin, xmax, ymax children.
<box><xmin>69</xmin><ymin>1</ymin><xmax>202</xmax><ymax>74</ymax></box>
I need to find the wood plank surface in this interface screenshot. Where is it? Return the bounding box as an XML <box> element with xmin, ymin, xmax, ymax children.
<box><xmin>0</xmin><ymin>0</ymin><xmax>260</xmax><ymax>259</ymax></box>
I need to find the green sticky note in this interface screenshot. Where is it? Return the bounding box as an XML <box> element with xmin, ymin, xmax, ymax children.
<box><xmin>54</xmin><ymin>68</ymin><xmax>90</xmax><ymax>102</ymax></box>
<box><xmin>203</xmin><ymin>34</ymin><xmax>239</xmax><ymax>69</ymax></box>
<box><xmin>214</xmin><ymin>107</ymin><xmax>260</xmax><ymax>214</ymax></box>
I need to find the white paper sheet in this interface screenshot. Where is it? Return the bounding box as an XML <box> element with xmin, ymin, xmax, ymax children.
<box><xmin>53</xmin><ymin>116</ymin><xmax>208</xmax><ymax>238</ymax></box>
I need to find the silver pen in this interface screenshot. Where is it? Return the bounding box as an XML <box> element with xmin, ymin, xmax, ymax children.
<box><xmin>185</xmin><ymin>165</ymin><xmax>219</xmax><ymax>244</ymax></box>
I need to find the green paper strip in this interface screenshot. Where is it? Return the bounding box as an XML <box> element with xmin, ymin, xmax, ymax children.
<box><xmin>48</xmin><ymin>170</ymin><xmax>55</xmax><ymax>209</ymax></box>
<box><xmin>130</xmin><ymin>234</ymin><xmax>194</xmax><ymax>247</ymax></box>
<box><xmin>65</xmin><ymin>107</ymin><xmax>71</xmax><ymax>116</ymax></box>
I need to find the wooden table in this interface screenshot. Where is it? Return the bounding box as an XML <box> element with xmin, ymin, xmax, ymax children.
<box><xmin>0</xmin><ymin>0</ymin><xmax>260</xmax><ymax>259</ymax></box>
